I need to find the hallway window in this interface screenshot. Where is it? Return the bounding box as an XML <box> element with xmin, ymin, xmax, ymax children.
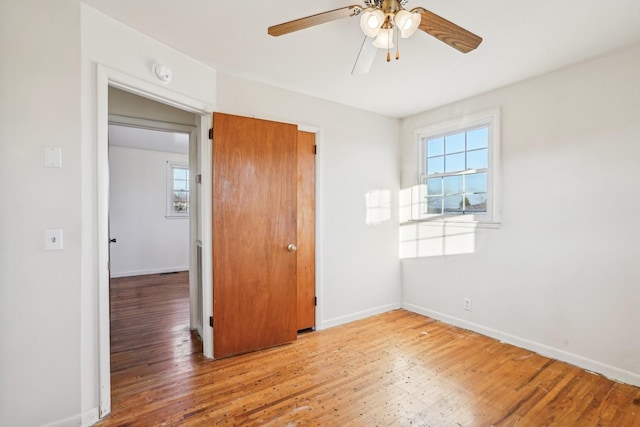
<box><xmin>167</xmin><ymin>161</ymin><xmax>189</xmax><ymax>217</ymax></box>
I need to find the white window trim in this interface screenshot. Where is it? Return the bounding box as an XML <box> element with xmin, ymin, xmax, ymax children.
<box><xmin>413</xmin><ymin>108</ymin><xmax>501</xmax><ymax>227</ymax></box>
<box><xmin>166</xmin><ymin>161</ymin><xmax>189</xmax><ymax>219</ymax></box>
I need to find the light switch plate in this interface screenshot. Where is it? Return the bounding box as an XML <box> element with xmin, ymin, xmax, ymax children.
<box><xmin>44</xmin><ymin>146</ymin><xmax>62</xmax><ymax>168</ymax></box>
<box><xmin>45</xmin><ymin>229</ymin><xmax>63</xmax><ymax>250</ymax></box>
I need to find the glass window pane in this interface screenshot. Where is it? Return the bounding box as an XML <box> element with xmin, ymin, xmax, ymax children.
<box><xmin>167</xmin><ymin>164</ymin><xmax>189</xmax><ymax>216</ymax></box>
<box><xmin>465</xmin><ymin>173</ymin><xmax>487</xmax><ymax>193</ymax></box>
<box><xmin>444</xmin><ymin>195</ymin><xmax>463</xmax><ymax>213</ymax></box>
<box><xmin>426</xmin><ymin>196</ymin><xmax>442</xmax><ymax>214</ymax></box>
<box><xmin>427</xmin><ymin>156</ymin><xmax>444</xmax><ymax>175</ymax></box>
<box><xmin>427</xmin><ymin>137</ymin><xmax>444</xmax><ymax>157</ymax></box>
<box><xmin>445</xmin><ymin>153</ymin><xmax>465</xmax><ymax>173</ymax></box>
<box><xmin>422</xmin><ymin>124</ymin><xmax>493</xmax><ymax>216</ymax></box>
<box><xmin>467</xmin><ymin>148</ymin><xmax>488</xmax><ymax>170</ymax></box>
<box><xmin>464</xmin><ymin>193</ymin><xmax>487</xmax><ymax>212</ymax></box>
<box><xmin>173</xmin><ymin>191</ymin><xmax>189</xmax><ymax>212</ymax></box>
<box><xmin>443</xmin><ymin>175</ymin><xmax>462</xmax><ymax>195</ymax></box>
<box><xmin>174</xmin><ymin>180</ymin><xmax>188</xmax><ymax>191</ymax></box>
<box><xmin>467</xmin><ymin>127</ymin><xmax>488</xmax><ymax>150</ymax></box>
<box><xmin>426</xmin><ymin>178</ymin><xmax>442</xmax><ymax>196</ymax></box>
<box><xmin>173</xmin><ymin>168</ymin><xmax>187</xmax><ymax>180</ymax></box>
<box><xmin>445</xmin><ymin>133</ymin><xmax>465</xmax><ymax>154</ymax></box>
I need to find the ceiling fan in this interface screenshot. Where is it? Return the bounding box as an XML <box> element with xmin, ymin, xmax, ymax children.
<box><xmin>268</xmin><ymin>0</ymin><xmax>482</xmax><ymax>75</ymax></box>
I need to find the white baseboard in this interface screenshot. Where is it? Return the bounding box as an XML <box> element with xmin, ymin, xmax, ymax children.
<box><xmin>82</xmin><ymin>407</ymin><xmax>100</xmax><ymax>427</ymax></box>
<box><xmin>41</xmin><ymin>414</ymin><xmax>79</xmax><ymax>427</ymax></box>
<box><xmin>321</xmin><ymin>302</ymin><xmax>401</xmax><ymax>330</ymax></box>
<box><xmin>110</xmin><ymin>266</ymin><xmax>189</xmax><ymax>278</ymax></box>
<box><xmin>39</xmin><ymin>406</ymin><xmax>99</xmax><ymax>427</ymax></box>
<box><xmin>402</xmin><ymin>302</ymin><xmax>640</xmax><ymax>387</ymax></box>
<box><xmin>41</xmin><ymin>414</ymin><xmax>78</xmax><ymax>427</ymax></box>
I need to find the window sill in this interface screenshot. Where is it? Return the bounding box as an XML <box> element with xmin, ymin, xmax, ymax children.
<box><xmin>166</xmin><ymin>215</ymin><xmax>189</xmax><ymax>220</ymax></box>
<box><xmin>400</xmin><ymin>217</ymin><xmax>501</xmax><ymax>229</ymax></box>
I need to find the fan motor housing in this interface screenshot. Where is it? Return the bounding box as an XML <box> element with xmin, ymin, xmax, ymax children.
<box><xmin>380</xmin><ymin>0</ymin><xmax>402</xmax><ymax>14</ymax></box>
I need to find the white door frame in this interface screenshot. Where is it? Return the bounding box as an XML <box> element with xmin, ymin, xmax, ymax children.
<box><xmin>297</xmin><ymin>125</ymin><xmax>323</xmax><ymax>333</ymax></box>
<box><xmin>96</xmin><ymin>64</ymin><xmax>214</xmax><ymax>418</ymax></box>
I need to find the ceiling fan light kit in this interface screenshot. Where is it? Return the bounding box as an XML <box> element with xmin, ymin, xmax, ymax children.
<box><xmin>268</xmin><ymin>0</ymin><xmax>482</xmax><ymax>74</ymax></box>
<box><xmin>394</xmin><ymin>9</ymin><xmax>421</xmax><ymax>38</ymax></box>
<box><xmin>360</xmin><ymin>10</ymin><xmax>385</xmax><ymax>37</ymax></box>
<box><xmin>373</xmin><ymin>27</ymin><xmax>394</xmax><ymax>49</ymax></box>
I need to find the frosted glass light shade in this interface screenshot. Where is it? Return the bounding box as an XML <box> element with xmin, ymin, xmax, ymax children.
<box><xmin>360</xmin><ymin>10</ymin><xmax>384</xmax><ymax>37</ymax></box>
<box><xmin>373</xmin><ymin>28</ymin><xmax>394</xmax><ymax>49</ymax></box>
<box><xmin>394</xmin><ymin>10</ymin><xmax>421</xmax><ymax>38</ymax></box>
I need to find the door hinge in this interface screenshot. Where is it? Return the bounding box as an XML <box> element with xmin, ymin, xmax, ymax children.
<box><xmin>314</xmin><ymin>297</ymin><xmax>317</xmax><ymax>306</ymax></box>
<box><xmin>209</xmin><ymin>316</ymin><xmax>213</xmax><ymax>327</ymax></box>
<box><xmin>208</xmin><ymin>128</ymin><xmax>213</xmax><ymax>140</ymax></box>
<box><xmin>313</xmin><ymin>145</ymin><xmax>317</xmax><ymax>155</ymax></box>
<box><xmin>195</xmin><ymin>174</ymin><xmax>202</xmax><ymax>184</ymax></box>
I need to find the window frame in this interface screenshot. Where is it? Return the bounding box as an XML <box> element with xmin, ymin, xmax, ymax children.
<box><xmin>166</xmin><ymin>161</ymin><xmax>190</xmax><ymax>219</ymax></box>
<box><xmin>415</xmin><ymin>108</ymin><xmax>501</xmax><ymax>226</ymax></box>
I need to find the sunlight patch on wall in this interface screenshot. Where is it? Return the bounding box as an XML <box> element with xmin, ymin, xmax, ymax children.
<box><xmin>399</xmin><ymin>185</ymin><xmax>476</xmax><ymax>258</ymax></box>
<box><xmin>365</xmin><ymin>189</ymin><xmax>391</xmax><ymax>225</ymax></box>
<box><xmin>399</xmin><ymin>184</ymin><xmax>425</xmax><ymax>223</ymax></box>
<box><xmin>399</xmin><ymin>222</ymin><xmax>476</xmax><ymax>258</ymax></box>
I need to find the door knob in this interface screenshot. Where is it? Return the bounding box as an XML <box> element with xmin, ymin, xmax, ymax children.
<box><xmin>287</xmin><ymin>244</ymin><xmax>297</xmax><ymax>253</ymax></box>
<box><xmin>109</xmin><ymin>238</ymin><xmax>117</xmax><ymax>243</ymax></box>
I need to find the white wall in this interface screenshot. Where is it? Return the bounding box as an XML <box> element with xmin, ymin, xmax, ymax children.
<box><xmin>400</xmin><ymin>44</ymin><xmax>640</xmax><ymax>386</ymax></box>
<box><xmin>109</xmin><ymin>146</ymin><xmax>189</xmax><ymax>277</ymax></box>
<box><xmin>217</xmin><ymin>73</ymin><xmax>402</xmax><ymax>328</ymax></box>
<box><xmin>0</xmin><ymin>1</ymin><xmax>82</xmax><ymax>426</ymax></box>
<box><xmin>109</xmin><ymin>87</ymin><xmax>197</xmax><ymax>126</ymax></box>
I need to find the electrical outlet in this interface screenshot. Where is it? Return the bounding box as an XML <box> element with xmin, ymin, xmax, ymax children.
<box><xmin>44</xmin><ymin>146</ymin><xmax>62</xmax><ymax>168</ymax></box>
<box><xmin>463</xmin><ymin>298</ymin><xmax>472</xmax><ymax>311</ymax></box>
<box><xmin>45</xmin><ymin>229</ymin><xmax>63</xmax><ymax>250</ymax></box>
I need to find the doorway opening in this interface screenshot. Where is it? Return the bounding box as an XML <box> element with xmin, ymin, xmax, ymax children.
<box><xmin>102</xmin><ymin>85</ymin><xmax>209</xmax><ymax>417</ymax></box>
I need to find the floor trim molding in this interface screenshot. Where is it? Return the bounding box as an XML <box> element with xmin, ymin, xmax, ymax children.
<box><xmin>321</xmin><ymin>302</ymin><xmax>401</xmax><ymax>330</ymax></box>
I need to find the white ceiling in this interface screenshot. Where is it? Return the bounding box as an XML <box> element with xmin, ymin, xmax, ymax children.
<box><xmin>109</xmin><ymin>125</ymin><xmax>189</xmax><ymax>154</ymax></box>
<box><xmin>82</xmin><ymin>0</ymin><xmax>640</xmax><ymax>118</ymax></box>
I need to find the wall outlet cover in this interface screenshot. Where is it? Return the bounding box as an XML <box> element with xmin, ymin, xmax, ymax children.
<box><xmin>45</xmin><ymin>229</ymin><xmax>63</xmax><ymax>250</ymax></box>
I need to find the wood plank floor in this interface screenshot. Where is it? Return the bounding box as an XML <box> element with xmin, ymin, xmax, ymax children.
<box><xmin>98</xmin><ymin>272</ymin><xmax>640</xmax><ymax>426</ymax></box>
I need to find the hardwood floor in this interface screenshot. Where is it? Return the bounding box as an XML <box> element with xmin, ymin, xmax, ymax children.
<box><xmin>99</xmin><ymin>272</ymin><xmax>640</xmax><ymax>426</ymax></box>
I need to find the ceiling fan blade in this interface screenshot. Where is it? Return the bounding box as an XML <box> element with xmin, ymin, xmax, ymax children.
<box><xmin>268</xmin><ymin>5</ymin><xmax>363</xmax><ymax>37</ymax></box>
<box><xmin>416</xmin><ymin>9</ymin><xmax>482</xmax><ymax>53</ymax></box>
<box><xmin>352</xmin><ymin>36</ymin><xmax>377</xmax><ymax>76</ymax></box>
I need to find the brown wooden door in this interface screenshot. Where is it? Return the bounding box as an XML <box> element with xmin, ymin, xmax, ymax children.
<box><xmin>297</xmin><ymin>131</ymin><xmax>316</xmax><ymax>330</ymax></box>
<box><xmin>212</xmin><ymin>113</ymin><xmax>298</xmax><ymax>358</ymax></box>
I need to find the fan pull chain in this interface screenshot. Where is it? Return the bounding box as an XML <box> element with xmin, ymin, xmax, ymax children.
<box><xmin>387</xmin><ymin>31</ymin><xmax>391</xmax><ymax>62</ymax></box>
<box><xmin>396</xmin><ymin>27</ymin><xmax>400</xmax><ymax>60</ymax></box>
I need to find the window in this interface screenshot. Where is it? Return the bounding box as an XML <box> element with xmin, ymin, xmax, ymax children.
<box><xmin>417</xmin><ymin>109</ymin><xmax>500</xmax><ymax>224</ymax></box>
<box><xmin>166</xmin><ymin>161</ymin><xmax>189</xmax><ymax>218</ymax></box>
<box><xmin>424</xmin><ymin>126</ymin><xmax>488</xmax><ymax>214</ymax></box>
